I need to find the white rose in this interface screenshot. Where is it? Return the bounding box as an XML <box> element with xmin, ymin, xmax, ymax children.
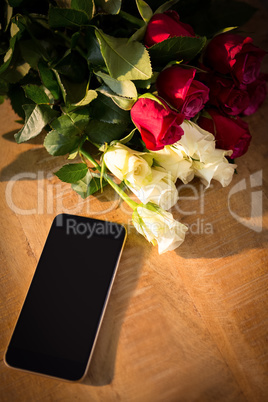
<box><xmin>173</xmin><ymin>120</ymin><xmax>216</xmax><ymax>162</ymax></box>
<box><xmin>172</xmin><ymin>120</ymin><xmax>236</xmax><ymax>188</ymax></box>
<box><xmin>195</xmin><ymin>155</ymin><xmax>237</xmax><ymax>188</ymax></box>
<box><xmin>213</xmin><ymin>160</ymin><xmax>237</xmax><ymax>187</ymax></box>
<box><xmin>132</xmin><ymin>203</ymin><xmax>188</xmax><ymax>254</ymax></box>
<box><xmin>150</xmin><ymin>146</ymin><xmax>194</xmax><ymax>184</ymax></box>
<box><xmin>103</xmin><ymin>143</ymin><xmax>153</xmax><ymax>186</ymax></box>
<box><xmin>127</xmin><ymin>168</ymin><xmax>178</xmax><ymax>210</ymax></box>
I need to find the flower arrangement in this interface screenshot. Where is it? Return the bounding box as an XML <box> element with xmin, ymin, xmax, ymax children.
<box><xmin>0</xmin><ymin>0</ymin><xmax>267</xmax><ymax>253</ymax></box>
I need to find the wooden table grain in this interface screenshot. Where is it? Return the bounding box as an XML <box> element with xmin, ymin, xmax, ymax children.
<box><xmin>1</xmin><ymin>7</ymin><xmax>268</xmax><ymax>402</ymax></box>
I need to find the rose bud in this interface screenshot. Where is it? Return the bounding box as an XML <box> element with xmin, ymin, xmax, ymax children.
<box><xmin>130</xmin><ymin>97</ymin><xmax>184</xmax><ymax>151</ymax></box>
<box><xmin>198</xmin><ymin>108</ymin><xmax>251</xmax><ymax>158</ymax></box>
<box><xmin>201</xmin><ymin>74</ymin><xmax>250</xmax><ymax>115</ymax></box>
<box><xmin>144</xmin><ymin>10</ymin><xmax>195</xmax><ymax>48</ymax></box>
<box><xmin>243</xmin><ymin>74</ymin><xmax>267</xmax><ymax>116</ymax></box>
<box><xmin>156</xmin><ymin>66</ymin><xmax>210</xmax><ymax>119</ymax></box>
<box><xmin>203</xmin><ymin>33</ymin><xmax>266</xmax><ymax>85</ymax></box>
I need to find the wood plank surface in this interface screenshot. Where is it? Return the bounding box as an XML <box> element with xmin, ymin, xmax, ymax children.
<box><xmin>0</xmin><ymin>3</ymin><xmax>268</xmax><ymax>402</ymax></box>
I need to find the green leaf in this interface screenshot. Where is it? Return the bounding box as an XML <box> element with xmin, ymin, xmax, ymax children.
<box><xmin>20</xmin><ymin>16</ymin><xmax>58</xmax><ymax>62</ymax></box>
<box><xmin>50</xmin><ymin>114</ymin><xmax>80</xmax><ymax>132</ymax></box>
<box><xmin>86</xmin><ymin>29</ymin><xmax>105</xmax><ymax>66</ymax></box>
<box><xmin>73</xmin><ymin>89</ymin><xmax>98</xmax><ymax>106</ymax></box>
<box><xmin>48</xmin><ymin>7</ymin><xmax>90</xmax><ymax>28</ymax></box>
<box><xmin>44</xmin><ymin>130</ymin><xmax>82</xmax><ymax>156</ymax></box>
<box><xmin>70</xmin><ymin>32</ymin><xmax>80</xmax><ymax>49</ymax></box>
<box><xmin>96</xmin><ymin>0</ymin><xmax>121</xmax><ymax>14</ymax></box>
<box><xmin>118</xmin><ymin>128</ymin><xmax>136</xmax><ymax>144</ymax></box>
<box><xmin>136</xmin><ymin>0</ymin><xmax>153</xmax><ymax>23</ymax></box>
<box><xmin>54</xmin><ymin>163</ymin><xmax>88</xmax><ymax>183</ymax></box>
<box><xmin>95</xmin><ymin>29</ymin><xmax>152</xmax><ymax>81</ymax></box>
<box><xmin>23</xmin><ymin>84</ymin><xmax>51</xmax><ymax>104</ymax></box>
<box><xmin>10</xmin><ymin>18</ymin><xmax>21</xmax><ymax>36</ymax></box>
<box><xmin>68</xmin><ymin>150</ymin><xmax>79</xmax><ymax>159</ymax></box>
<box><xmin>52</xmin><ymin>69</ymin><xmax>67</xmax><ymax>103</ymax></box>
<box><xmin>60</xmin><ymin>76</ymin><xmax>88</xmax><ymax>104</ymax></box>
<box><xmin>129</xmin><ymin>25</ymin><xmax>147</xmax><ymax>42</ymax></box>
<box><xmin>44</xmin><ymin>114</ymin><xmax>83</xmax><ymax>155</ymax></box>
<box><xmin>72</xmin><ymin>171</ymin><xmax>107</xmax><ymax>198</ymax></box>
<box><xmin>38</xmin><ymin>61</ymin><xmax>61</xmax><ymax>101</ymax></box>
<box><xmin>14</xmin><ymin>104</ymin><xmax>59</xmax><ymax>143</ymax></box>
<box><xmin>110</xmin><ymin>95</ymin><xmax>136</xmax><ymax>110</ymax></box>
<box><xmin>71</xmin><ymin>0</ymin><xmax>94</xmax><ymax>19</ymax></box>
<box><xmin>2</xmin><ymin>60</ymin><xmax>31</xmax><ymax>84</ymax></box>
<box><xmin>95</xmin><ymin>71</ymin><xmax>137</xmax><ymax>99</ymax></box>
<box><xmin>89</xmin><ymin>92</ymin><xmax>130</xmax><ymax>124</ymax></box>
<box><xmin>155</xmin><ymin>0</ymin><xmax>179</xmax><ymax>14</ymax></box>
<box><xmin>3</xmin><ymin>48</ymin><xmax>13</xmax><ymax>66</ymax></box>
<box><xmin>52</xmin><ymin>50</ymin><xmax>87</xmax><ymax>83</ymax></box>
<box><xmin>19</xmin><ymin>40</ymin><xmax>41</xmax><ymax>70</ymax></box>
<box><xmin>8</xmin><ymin>84</ymin><xmax>32</xmax><ymax>119</ymax></box>
<box><xmin>0</xmin><ymin>17</ymin><xmax>25</xmax><ymax>75</ymax></box>
<box><xmin>138</xmin><ymin>92</ymin><xmax>166</xmax><ymax>107</ymax></box>
<box><xmin>98</xmin><ymin>85</ymin><xmax>136</xmax><ymax>110</ymax></box>
<box><xmin>85</xmin><ymin>120</ymin><xmax>128</xmax><ymax>146</ymax></box>
<box><xmin>68</xmin><ymin>107</ymin><xmax>91</xmax><ymax>129</ymax></box>
<box><xmin>133</xmin><ymin>73</ymin><xmax>156</xmax><ymax>89</ymax></box>
<box><xmin>148</xmin><ymin>36</ymin><xmax>206</xmax><ymax>65</ymax></box>
<box><xmin>213</xmin><ymin>26</ymin><xmax>238</xmax><ymax>37</ymax></box>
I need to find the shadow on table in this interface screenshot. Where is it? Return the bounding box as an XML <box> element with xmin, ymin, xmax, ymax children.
<box><xmin>81</xmin><ymin>239</ymin><xmax>145</xmax><ymax>386</ymax></box>
<box><xmin>0</xmin><ymin>130</ymin><xmax>102</xmax><ymax>182</ymax></box>
<box><xmin>172</xmin><ymin>173</ymin><xmax>267</xmax><ymax>259</ymax></box>
<box><xmin>0</xmin><ymin>131</ymin><xmax>68</xmax><ymax>182</ymax></box>
<box><xmin>2</xmin><ymin>129</ymin><xmax>46</xmax><ymax>143</ymax></box>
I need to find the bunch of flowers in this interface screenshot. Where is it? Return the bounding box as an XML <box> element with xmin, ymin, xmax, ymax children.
<box><xmin>0</xmin><ymin>0</ymin><xmax>266</xmax><ymax>253</ymax></box>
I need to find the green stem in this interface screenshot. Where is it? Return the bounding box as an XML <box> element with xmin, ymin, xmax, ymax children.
<box><xmin>80</xmin><ymin>147</ymin><xmax>138</xmax><ymax>210</ymax></box>
<box><xmin>119</xmin><ymin>10</ymin><xmax>145</xmax><ymax>27</ymax></box>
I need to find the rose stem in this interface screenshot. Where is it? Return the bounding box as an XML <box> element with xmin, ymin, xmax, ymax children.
<box><xmin>80</xmin><ymin>147</ymin><xmax>138</xmax><ymax>210</ymax></box>
<box><xmin>119</xmin><ymin>11</ymin><xmax>144</xmax><ymax>27</ymax></box>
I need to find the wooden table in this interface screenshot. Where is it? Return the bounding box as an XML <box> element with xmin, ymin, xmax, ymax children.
<box><xmin>1</xmin><ymin>7</ymin><xmax>268</xmax><ymax>402</ymax></box>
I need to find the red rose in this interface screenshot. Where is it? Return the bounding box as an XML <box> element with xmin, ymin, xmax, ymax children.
<box><xmin>201</xmin><ymin>74</ymin><xmax>250</xmax><ymax>115</ymax></box>
<box><xmin>130</xmin><ymin>97</ymin><xmax>184</xmax><ymax>151</ymax></box>
<box><xmin>243</xmin><ymin>74</ymin><xmax>267</xmax><ymax>116</ymax></box>
<box><xmin>198</xmin><ymin>109</ymin><xmax>251</xmax><ymax>158</ymax></box>
<box><xmin>156</xmin><ymin>66</ymin><xmax>209</xmax><ymax>119</ymax></box>
<box><xmin>203</xmin><ymin>33</ymin><xmax>266</xmax><ymax>85</ymax></box>
<box><xmin>144</xmin><ymin>11</ymin><xmax>195</xmax><ymax>48</ymax></box>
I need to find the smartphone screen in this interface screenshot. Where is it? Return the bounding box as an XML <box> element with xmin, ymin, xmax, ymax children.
<box><xmin>5</xmin><ymin>214</ymin><xmax>126</xmax><ymax>382</ymax></box>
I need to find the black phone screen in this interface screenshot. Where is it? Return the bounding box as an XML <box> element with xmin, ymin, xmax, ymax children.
<box><xmin>5</xmin><ymin>214</ymin><xmax>126</xmax><ymax>381</ymax></box>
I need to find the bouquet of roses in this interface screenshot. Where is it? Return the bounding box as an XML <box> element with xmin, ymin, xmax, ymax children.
<box><xmin>0</xmin><ymin>0</ymin><xmax>266</xmax><ymax>253</ymax></box>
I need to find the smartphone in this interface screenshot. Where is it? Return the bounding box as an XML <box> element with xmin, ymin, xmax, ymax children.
<box><xmin>4</xmin><ymin>214</ymin><xmax>126</xmax><ymax>382</ymax></box>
